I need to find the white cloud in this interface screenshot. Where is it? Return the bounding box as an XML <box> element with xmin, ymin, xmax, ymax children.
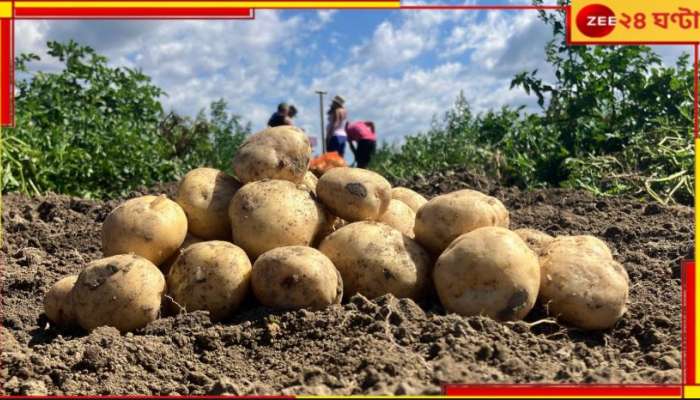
<box><xmin>15</xmin><ymin>8</ymin><xmax>687</xmax><ymax>157</ymax></box>
<box><xmin>12</xmin><ymin>10</ymin><xmax>555</xmax><ymax>152</ymax></box>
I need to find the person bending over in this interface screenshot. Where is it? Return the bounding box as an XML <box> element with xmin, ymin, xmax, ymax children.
<box><xmin>347</xmin><ymin>120</ymin><xmax>377</xmax><ymax>168</ymax></box>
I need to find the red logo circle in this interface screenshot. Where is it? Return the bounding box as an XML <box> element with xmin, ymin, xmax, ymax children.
<box><xmin>576</xmin><ymin>4</ymin><xmax>616</xmax><ymax>38</ymax></box>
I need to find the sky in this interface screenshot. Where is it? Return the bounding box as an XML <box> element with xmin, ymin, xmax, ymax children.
<box><xmin>15</xmin><ymin>1</ymin><xmax>691</xmax><ymax>154</ymax></box>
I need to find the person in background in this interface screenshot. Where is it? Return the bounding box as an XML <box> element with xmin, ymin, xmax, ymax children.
<box><xmin>268</xmin><ymin>102</ymin><xmax>289</xmax><ymax>127</ymax></box>
<box><xmin>326</xmin><ymin>95</ymin><xmax>348</xmax><ymax>156</ymax></box>
<box><xmin>347</xmin><ymin>120</ymin><xmax>377</xmax><ymax>168</ymax></box>
<box><xmin>286</xmin><ymin>105</ymin><xmax>298</xmax><ymax>126</ymax></box>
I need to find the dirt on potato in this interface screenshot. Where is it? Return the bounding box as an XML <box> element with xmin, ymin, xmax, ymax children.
<box><xmin>1</xmin><ymin>169</ymin><xmax>691</xmax><ymax>395</ymax></box>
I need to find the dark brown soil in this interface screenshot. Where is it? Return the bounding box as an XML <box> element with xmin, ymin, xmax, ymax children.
<box><xmin>1</xmin><ymin>169</ymin><xmax>691</xmax><ymax>395</ymax></box>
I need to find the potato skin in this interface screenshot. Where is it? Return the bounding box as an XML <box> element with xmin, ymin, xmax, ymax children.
<box><xmin>391</xmin><ymin>187</ymin><xmax>427</xmax><ymax>212</ymax></box>
<box><xmin>175</xmin><ymin>168</ymin><xmax>241</xmax><ymax>240</ymax></box>
<box><xmin>102</xmin><ymin>195</ymin><xmax>188</xmax><ymax>266</ymax></box>
<box><xmin>160</xmin><ymin>233</ymin><xmax>203</xmax><ymax>275</ymax></box>
<box><xmin>316</xmin><ymin>167</ymin><xmax>392</xmax><ymax>222</ymax></box>
<box><xmin>232</xmin><ymin>126</ymin><xmax>312</xmax><ymax>184</ymax></box>
<box><xmin>539</xmin><ymin>235</ymin><xmax>628</xmax><ymax>330</ymax></box>
<box><xmin>252</xmin><ymin>246</ymin><xmax>342</xmax><ymax>310</ymax></box>
<box><xmin>514</xmin><ymin>228</ymin><xmax>554</xmax><ymax>255</ymax></box>
<box><xmin>379</xmin><ymin>199</ymin><xmax>416</xmax><ymax>237</ymax></box>
<box><xmin>167</xmin><ymin>241</ymin><xmax>252</xmax><ymax>320</ymax></box>
<box><xmin>433</xmin><ymin>227</ymin><xmax>540</xmax><ymax>321</ymax></box>
<box><xmin>229</xmin><ymin>180</ymin><xmax>332</xmax><ymax>259</ymax></box>
<box><xmin>318</xmin><ymin>221</ymin><xmax>432</xmax><ymax>301</ymax></box>
<box><xmin>44</xmin><ymin>275</ymin><xmax>78</xmax><ymax>328</ymax></box>
<box><xmin>72</xmin><ymin>255</ymin><xmax>166</xmax><ymax>332</ymax></box>
<box><xmin>414</xmin><ymin>189</ymin><xmax>509</xmax><ymax>254</ymax></box>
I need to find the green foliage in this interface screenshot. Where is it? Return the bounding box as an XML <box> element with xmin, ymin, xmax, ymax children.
<box><xmin>4</xmin><ymin>41</ymin><xmax>171</xmax><ymax>198</ymax></box>
<box><xmin>372</xmin><ymin>1</ymin><xmax>694</xmax><ymax>205</ymax></box>
<box><xmin>564</xmin><ymin>117</ymin><xmax>694</xmax><ymax>205</ymax></box>
<box><xmin>371</xmin><ymin>95</ymin><xmax>564</xmax><ymax>188</ymax></box>
<box><xmin>159</xmin><ymin>99</ymin><xmax>250</xmax><ymax>175</ymax></box>
<box><xmin>2</xmin><ymin>41</ymin><xmax>250</xmax><ymax>198</ymax></box>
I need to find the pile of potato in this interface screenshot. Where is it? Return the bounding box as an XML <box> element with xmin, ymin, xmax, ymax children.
<box><xmin>45</xmin><ymin>125</ymin><xmax>629</xmax><ymax>333</ymax></box>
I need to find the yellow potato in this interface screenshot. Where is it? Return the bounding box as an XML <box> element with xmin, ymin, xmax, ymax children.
<box><xmin>544</xmin><ymin>235</ymin><xmax>613</xmax><ymax>260</ymax></box>
<box><xmin>318</xmin><ymin>221</ymin><xmax>432</xmax><ymax>300</ymax></box>
<box><xmin>232</xmin><ymin>126</ymin><xmax>312</xmax><ymax>184</ymax></box>
<box><xmin>72</xmin><ymin>255</ymin><xmax>166</xmax><ymax>332</ymax></box>
<box><xmin>252</xmin><ymin>246</ymin><xmax>342</xmax><ymax>310</ymax></box>
<box><xmin>159</xmin><ymin>233</ymin><xmax>203</xmax><ymax>275</ymax></box>
<box><xmin>539</xmin><ymin>235</ymin><xmax>628</xmax><ymax>330</ymax></box>
<box><xmin>414</xmin><ymin>189</ymin><xmax>509</xmax><ymax>254</ymax></box>
<box><xmin>316</xmin><ymin>167</ymin><xmax>391</xmax><ymax>222</ymax></box>
<box><xmin>167</xmin><ymin>241</ymin><xmax>252</xmax><ymax>320</ymax></box>
<box><xmin>433</xmin><ymin>227</ymin><xmax>540</xmax><ymax>321</ymax></box>
<box><xmin>175</xmin><ymin>167</ymin><xmax>241</xmax><ymax>240</ymax></box>
<box><xmin>514</xmin><ymin>228</ymin><xmax>554</xmax><ymax>255</ymax></box>
<box><xmin>102</xmin><ymin>195</ymin><xmax>187</xmax><ymax>266</ymax></box>
<box><xmin>229</xmin><ymin>180</ymin><xmax>332</xmax><ymax>259</ymax></box>
<box><xmin>44</xmin><ymin>275</ymin><xmax>78</xmax><ymax>328</ymax></box>
<box><xmin>391</xmin><ymin>187</ymin><xmax>427</xmax><ymax>212</ymax></box>
<box><xmin>379</xmin><ymin>199</ymin><xmax>416</xmax><ymax>237</ymax></box>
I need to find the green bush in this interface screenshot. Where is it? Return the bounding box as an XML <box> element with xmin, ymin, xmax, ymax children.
<box><xmin>372</xmin><ymin>1</ymin><xmax>694</xmax><ymax>205</ymax></box>
<box><xmin>2</xmin><ymin>41</ymin><xmax>249</xmax><ymax>199</ymax></box>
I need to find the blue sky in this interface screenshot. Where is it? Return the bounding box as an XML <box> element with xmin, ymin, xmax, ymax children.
<box><xmin>15</xmin><ymin>3</ymin><xmax>690</xmax><ymax>156</ymax></box>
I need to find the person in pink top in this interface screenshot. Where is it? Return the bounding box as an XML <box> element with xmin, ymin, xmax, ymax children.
<box><xmin>346</xmin><ymin>120</ymin><xmax>377</xmax><ymax>168</ymax></box>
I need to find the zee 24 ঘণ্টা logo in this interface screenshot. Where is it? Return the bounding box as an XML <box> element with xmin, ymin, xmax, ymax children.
<box><xmin>575</xmin><ymin>3</ymin><xmax>700</xmax><ymax>39</ymax></box>
<box><xmin>576</xmin><ymin>4</ymin><xmax>618</xmax><ymax>38</ymax></box>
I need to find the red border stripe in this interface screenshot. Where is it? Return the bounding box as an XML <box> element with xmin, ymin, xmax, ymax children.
<box><xmin>1</xmin><ymin>18</ymin><xmax>12</xmax><ymax>126</ymax></box>
<box><xmin>444</xmin><ymin>384</ymin><xmax>683</xmax><ymax>397</ymax></box>
<box><xmin>685</xmin><ymin>260</ymin><xmax>696</xmax><ymax>385</ymax></box>
<box><xmin>16</xmin><ymin>7</ymin><xmax>253</xmax><ymax>17</ymax></box>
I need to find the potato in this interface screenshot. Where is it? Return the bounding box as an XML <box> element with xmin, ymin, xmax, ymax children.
<box><xmin>414</xmin><ymin>189</ymin><xmax>509</xmax><ymax>254</ymax></box>
<box><xmin>252</xmin><ymin>246</ymin><xmax>342</xmax><ymax>310</ymax></box>
<box><xmin>379</xmin><ymin>199</ymin><xmax>416</xmax><ymax>237</ymax></box>
<box><xmin>160</xmin><ymin>233</ymin><xmax>203</xmax><ymax>275</ymax></box>
<box><xmin>315</xmin><ymin>216</ymin><xmax>347</xmax><ymax>243</ymax></box>
<box><xmin>167</xmin><ymin>241</ymin><xmax>252</xmax><ymax>320</ymax></box>
<box><xmin>229</xmin><ymin>180</ymin><xmax>332</xmax><ymax>259</ymax></box>
<box><xmin>514</xmin><ymin>228</ymin><xmax>554</xmax><ymax>255</ymax></box>
<box><xmin>44</xmin><ymin>275</ymin><xmax>78</xmax><ymax>328</ymax></box>
<box><xmin>539</xmin><ymin>235</ymin><xmax>628</xmax><ymax>330</ymax></box>
<box><xmin>433</xmin><ymin>227</ymin><xmax>540</xmax><ymax>321</ymax></box>
<box><xmin>316</xmin><ymin>167</ymin><xmax>391</xmax><ymax>222</ymax></box>
<box><xmin>391</xmin><ymin>187</ymin><xmax>427</xmax><ymax>212</ymax></box>
<box><xmin>232</xmin><ymin>126</ymin><xmax>312</xmax><ymax>184</ymax></box>
<box><xmin>302</xmin><ymin>171</ymin><xmax>319</xmax><ymax>194</ymax></box>
<box><xmin>72</xmin><ymin>255</ymin><xmax>165</xmax><ymax>332</ymax></box>
<box><xmin>102</xmin><ymin>195</ymin><xmax>188</xmax><ymax>266</ymax></box>
<box><xmin>318</xmin><ymin>221</ymin><xmax>432</xmax><ymax>300</ymax></box>
<box><xmin>545</xmin><ymin>235</ymin><xmax>613</xmax><ymax>260</ymax></box>
<box><xmin>175</xmin><ymin>168</ymin><xmax>241</xmax><ymax>240</ymax></box>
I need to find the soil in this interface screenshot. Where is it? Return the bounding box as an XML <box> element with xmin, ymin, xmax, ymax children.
<box><xmin>1</xmin><ymin>168</ymin><xmax>692</xmax><ymax>395</ymax></box>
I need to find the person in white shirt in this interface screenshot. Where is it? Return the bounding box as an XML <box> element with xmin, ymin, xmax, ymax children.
<box><xmin>326</xmin><ymin>95</ymin><xmax>348</xmax><ymax>156</ymax></box>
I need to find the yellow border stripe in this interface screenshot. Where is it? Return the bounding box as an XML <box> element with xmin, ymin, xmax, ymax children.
<box><xmin>0</xmin><ymin>2</ymin><xmax>11</xmax><ymax>17</ymax></box>
<box><xmin>687</xmin><ymin>385</ymin><xmax>700</xmax><ymax>399</ymax></box>
<box><xmin>15</xmin><ymin>1</ymin><xmax>399</xmax><ymax>8</ymax></box>
<box><xmin>298</xmin><ymin>396</ymin><xmax>681</xmax><ymax>399</ymax></box>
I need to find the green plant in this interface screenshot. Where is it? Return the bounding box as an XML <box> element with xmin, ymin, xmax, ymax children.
<box><xmin>160</xmin><ymin>99</ymin><xmax>250</xmax><ymax>174</ymax></box>
<box><xmin>564</xmin><ymin>117</ymin><xmax>694</xmax><ymax>205</ymax></box>
<box><xmin>2</xmin><ymin>41</ymin><xmax>250</xmax><ymax>198</ymax></box>
<box><xmin>5</xmin><ymin>41</ymin><xmax>174</xmax><ymax>198</ymax></box>
<box><xmin>372</xmin><ymin>1</ymin><xmax>694</xmax><ymax>206</ymax></box>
